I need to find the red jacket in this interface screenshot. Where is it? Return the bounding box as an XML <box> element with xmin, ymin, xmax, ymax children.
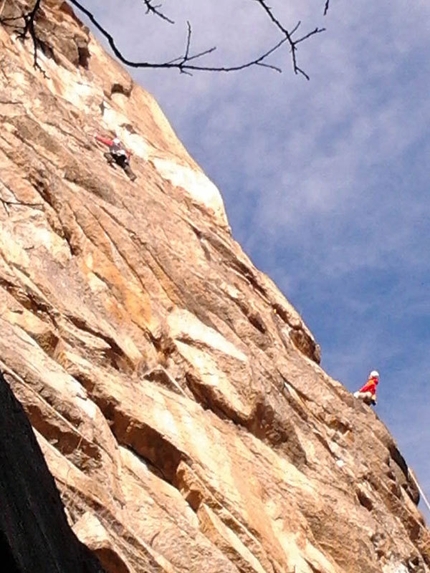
<box><xmin>358</xmin><ymin>377</ymin><xmax>378</xmax><ymax>396</ymax></box>
<box><xmin>95</xmin><ymin>135</ymin><xmax>131</xmax><ymax>158</ymax></box>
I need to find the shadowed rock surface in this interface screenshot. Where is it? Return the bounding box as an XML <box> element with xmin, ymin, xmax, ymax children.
<box><xmin>0</xmin><ymin>1</ymin><xmax>429</xmax><ymax>572</ymax></box>
<box><xmin>0</xmin><ymin>372</ymin><xmax>104</xmax><ymax>573</ymax></box>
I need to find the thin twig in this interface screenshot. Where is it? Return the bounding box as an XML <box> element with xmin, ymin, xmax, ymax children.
<box><xmin>253</xmin><ymin>0</ymin><xmax>325</xmax><ymax>77</ymax></box>
<box><xmin>295</xmin><ymin>27</ymin><xmax>325</xmax><ymax>46</ymax></box>
<box><xmin>0</xmin><ymin>0</ymin><xmax>46</xmax><ymax>72</ymax></box>
<box><xmin>142</xmin><ymin>0</ymin><xmax>174</xmax><ymax>24</ymax></box>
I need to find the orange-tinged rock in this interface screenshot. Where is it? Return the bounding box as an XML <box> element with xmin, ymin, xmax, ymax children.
<box><xmin>0</xmin><ymin>2</ymin><xmax>427</xmax><ymax>573</ymax></box>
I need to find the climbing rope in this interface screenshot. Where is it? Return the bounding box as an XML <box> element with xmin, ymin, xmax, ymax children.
<box><xmin>410</xmin><ymin>469</ymin><xmax>430</xmax><ymax>515</ymax></box>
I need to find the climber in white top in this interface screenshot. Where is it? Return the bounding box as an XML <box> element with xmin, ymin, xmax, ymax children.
<box><xmin>354</xmin><ymin>370</ymin><xmax>379</xmax><ymax>406</ymax></box>
<box><xmin>94</xmin><ymin>134</ymin><xmax>137</xmax><ymax>181</ymax></box>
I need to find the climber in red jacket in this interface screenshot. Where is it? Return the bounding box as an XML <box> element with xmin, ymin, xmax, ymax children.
<box><xmin>94</xmin><ymin>134</ymin><xmax>136</xmax><ymax>181</ymax></box>
<box><xmin>354</xmin><ymin>370</ymin><xmax>379</xmax><ymax>406</ymax></box>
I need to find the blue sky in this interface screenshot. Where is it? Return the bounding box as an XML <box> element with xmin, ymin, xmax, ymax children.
<box><xmin>79</xmin><ymin>0</ymin><xmax>430</xmax><ymax>516</ymax></box>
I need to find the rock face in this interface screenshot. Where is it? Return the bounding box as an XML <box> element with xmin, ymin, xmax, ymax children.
<box><xmin>0</xmin><ymin>2</ymin><xmax>428</xmax><ymax>572</ymax></box>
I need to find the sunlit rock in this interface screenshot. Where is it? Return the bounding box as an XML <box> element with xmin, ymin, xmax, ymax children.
<box><xmin>0</xmin><ymin>1</ymin><xmax>428</xmax><ymax>572</ymax></box>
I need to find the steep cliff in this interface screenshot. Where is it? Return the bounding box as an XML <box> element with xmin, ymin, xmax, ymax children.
<box><xmin>0</xmin><ymin>2</ymin><xmax>428</xmax><ymax>573</ymax></box>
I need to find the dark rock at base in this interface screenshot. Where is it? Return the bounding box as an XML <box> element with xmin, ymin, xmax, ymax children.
<box><xmin>0</xmin><ymin>372</ymin><xmax>104</xmax><ymax>573</ymax></box>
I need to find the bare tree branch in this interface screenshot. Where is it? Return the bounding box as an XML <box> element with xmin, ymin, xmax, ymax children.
<box><xmin>0</xmin><ymin>1</ymin><xmax>331</xmax><ymax>78</ymax></box>
<box><xmin>0</xmin><ymin>0</ymin><xmax>45</xmax><ymax>71</ymax></box>
<box><xmin>252</xmin><ymin>0</ymin><xmax>325</xmax><ymax>78</ymax></box>
<box><xmin>142</xmin><ymin>0</ymin><xmax>174</xmax><ymax>24</ymax></box>
<box><xmin>69</xmin><ymin>0</ymin><xmax>293</xmax><ymax>74</ymax></box>
<box><xmin>295</xmin><ymin>26</ymin><xmax>325</xmax><ymax>46</ymax></box>
<box><xmin>164</xmin><ymin>21</ymin><xmax>218</xmax><ymax>75</ymax></box>
<box><xmin>70</xmin><ymin>0</ymin><xmax>327</xmax><ymax>76</ymax></box>
<box><xmin>175</xmin><ymin>25</ymin><xmax>287</xmax><ymax>74</ymax></box>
